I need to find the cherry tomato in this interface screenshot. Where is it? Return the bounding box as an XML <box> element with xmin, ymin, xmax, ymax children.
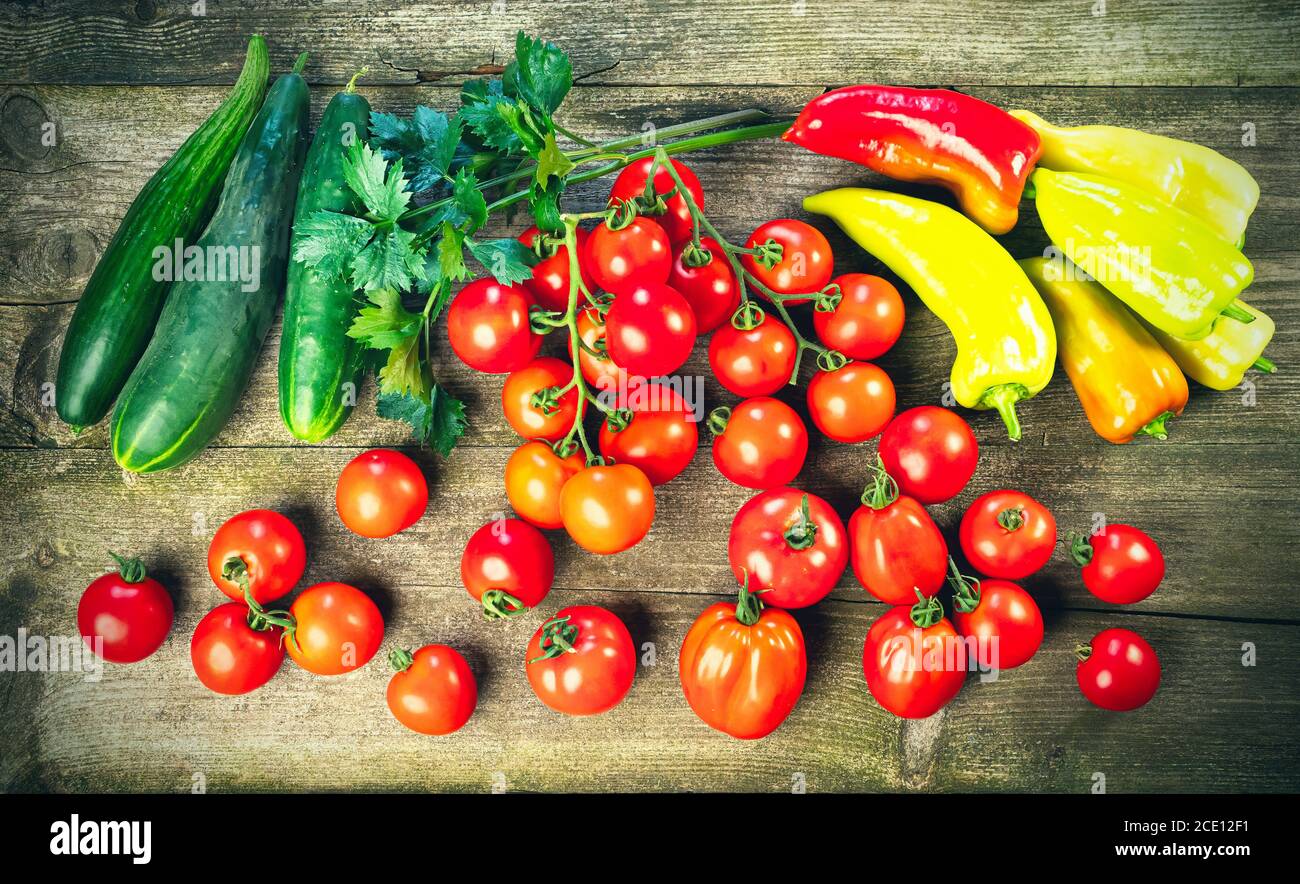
<box><xmin>679</xmin><ymin>583</ymin><xmax>806</xmax><ymax>740</ymax></box>
<box><xmin>386</xmin><ymin>645</ymin><xmax>477</xmax><ymax>735</ymax></box>
<box><xmin>960</xmin><ymin>490</ymin><xmax>1057</xmax><ymax>579</ymax></box>
<box><xmin>1071</xmin><ymin>525</ymin><xmax>1165</xmax><ymax>604</ymax></box>
<box><xmin>1076</xmin><ymin>627</ymin><xmax>1161</xmax><ymax>711</ymax></box>
<box><xmin>501</xmin><ymin>357</ymin><xmax>582</xmax><ymax>442</ymax></box>
<box><xmin>573</xmin><ymin>304</ymin><xmax>627</xmax><ymax>392</ymax></box>
<box><xmin>584</xmin><ymin>216</ymin><xmax>671</xmax><ymax>293</ymax></box>
<box><xmin>849</xmin><ymin>465</ymin><xmax>948</xmax><ymax>605</ymax></box>
<box><xmin>526</xmin><ymin>605</ymin><xmax>636</xmax><ymax>716</ymax></box>
<box><xmin>806</xmin><ymin>361</ymin><xmax>895</xmax><ymax>443</ymax></box>
<box><xmin>460</xmin><ymin>518</ymin><xmax>554</xmax><ymax>618</ymax></box>
<box><xmin>668</xmin><ymin>237</ymin><xmax>740</xmax><ymax>334</ymax></box>
<box><xmin>741</xmin><ymin>219</ymin><xmax>833</xmax><ymax>302</ymax></box>
<box><xmin>336</xmin><ymin>448</ymin><xmax>429</xmax><ymax>539</ymax></box>
<box><xmin>728</xmin><ymin>488</ymin><xmax>847</xmax><ymax>609</ymax></box>
<box><xmin>286</xmin><ymin>582</ymin><xmax>384</xmax><ymax>676</ymax></box>
<box><xmin>708</xmin><ymin>313</ymin><xmax>797</xmax><ymax>397</ymax></box>
<box><xmin>950</xmin><ymin>571</ymin><xmax>1043</xmax><ymax>671</ymax></box>
<box><xmin>598</xmin><ymin>380</ymin><xmax>699</xmax><ymax>485</ymax></box>
<box><xmin>604</xmin><ymin>283</ymin><xmax>697</xmax><ymax>378</ymax></box>
<box><xmin>446</xmin><ymin>279</ymin><xmax>540</xmax><ymax>373</ymax></box>
<box><xmin>813</xmin><ymin>273</ymin><xmax>904</xmax><ymax>360</ymax></box>
<box><xmin>190</xmin><ymin>603</ymin><xmax>284</xmax><ymax>695</ymax></box>
<box><xmin>517</xmin><ymin>225</ymin><xmax>591</xmax><ymax>312</ymax></box>
<box><xmin>862</xmin><ymin>599</ymin><xmax>966</xmax><ymax>719</ymax></box>
<box><xmin>878</xmin><ymin>406</ymin><xmax>979</xmax><ymax>504</ymax></box>
<box><xmin>207</xmin><ymin>509</ymin><xmax>306</xmax><ymax>606</ymax></box>
<box><xmin>608</xmin><ymin>156</ymin><xmax>704</xmax><ymax>245</ymax></box>
<box><xmin>559</xmin><ymin>463</ymin><xmax>655</xmax><ymax>554</ymax></box>
<box><xmin>710</xmin><ymin>397</ymin><xmax>807</xmax><ymax>490</ymax></box>
<box><xmin>77</xmin><ymin>553</ymin><xmax>173</xmax><ymax>664</ymax></box>
<box><xmin>504</xmin><ymin>440</ymin><xmax>585</xmax><ymax>530</ymax></box>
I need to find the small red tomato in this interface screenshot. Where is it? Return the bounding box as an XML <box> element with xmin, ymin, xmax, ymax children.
<box><xmin>608</xmin><ymin>156</ymin><xmax>704</xmax><ymax>245</ymax></box>
<box><xmin>573</xmin><ymin>304</ymin><xmax>627</xmax><ymax>392</ymax></box>
<box><xmin>78</xmin><ymin>553</ymin><xmax>173</xmax><ymax>664</ymax></box>
<box><xmin>559</xmin><ymin>463</ymin><xmax>656</xmax><ymax>554</ymax></box>
<box><xmin>741</xmin><ymin>219</ymin><xmax>833</xmax><ymax>302</ymax></box>
<box><xmin>849</xmin><ymin>461</ymin><xmax>948</xmax><ymax>605</ymax></box>
<box><xmin>598</xmin><ymin>380</ymin><xmax>699</xmax><ymax>486</ymax></box>
<box><xmin>336</xmin><ymin>448</ymin><xmax>429</xmax><ymax>539</ymax></box>
<box><xmin>668</xmin><ymin>237</ymin><xmax>740</xmax><ymax>334</ymax></box>
<box><xmin>862</xmin><ymin>596</ymin><xmax>966</xmax><ymax>719</ymax></box>
<box><xmin>190</xmin><ymin>603</ymin><xmax>284</xmax><ymax>695</ymax></box>
<box><xmin>708</xmin><ymin>313</ymin><xmax>798</xmax><ymax>397</ymax></box>
<box><xmin>604</xmin><ymin>283</ymin><xmax>698</xmax><ymax>378</ymax></box>
<box><xmin>460</xmin><ymin>518</ymin><xmax>555</xmax><ymax>618</ymax></box>
<box><xmin>710</xmin><ymin>397</ymin><xmax>808</xmax><ymax>490</ymax></box>
<box><xmin>526</xmin><ymin>606</ymin><xmax>636</xmax><ymax>716</ymax></box>
<box><xmin>728</xmin><ymin>488</ymin><xmax>847</xmax><ymax>609</ymax></box>
<box><xmin>517</xmin><ymin>225</ymin><xmax>592</xmax><ymax>312</ymax></box>
<box><xmin>446</xmin><ymin>279</ymin><xmax>541</xmax><ymax>373</ymax></box>
<box><xmin>585</xmin><ymin>216</ymin><xmax>671</xmax><ymax>293</ymax></box>
<box><xmin>813</xmin><ymin>273</ymin><xmax>905</xmax><ymax>360</ymax></box>
<box><xmin>387</xmin><ymin>645</ymin><xmax>478</xmax><ymax>735</ymax></box>
<box><xmin>501</xmin><ymin>357</ymin><xmax>582</xmax><ymax>442</ymax></box>
<box><xmin>1071</xmin><ymin>525</ymin><xmax>1165</xmax><ymax>604</ymax></box>
<box><xmin>878</xmin><ymin>406</ymin><xmax>979</xmax><ymax>505</ymax></box>
<box><xmin>950</xmin><ymin>568</ymin><xmax>1043</xmax><ymax>671</ymax></box>
<box><xmin>286</xmin><ymin>582</ymin><xmax>385</xmax><ymax>676</ymax></box>
<box><xmin>806</xmin><ymin>361</ymin><xmax>895</xmax><ymax>443</ymax></box>
<box><xmin>504</xmin><ymin>440</ymin><xmax>586</xmax><ymax>530</ymax></box>
<box><xmin>1077</xmin><ymin>627</ymin><xmax>1161</xmax><ymax>711</ymax></box>
<box><xmin>207</xmin><ymin>509</ymin><xmax>306</xmax><ymax>606</ymax></box>
<box><xmin>960</xmin><ymin>490</ymin><xmax>1057</xmax><ymax>580</ymax></box>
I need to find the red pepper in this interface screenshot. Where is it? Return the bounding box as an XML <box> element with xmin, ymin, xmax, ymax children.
<box><xmin>783</xmin><ymin>86</ymin><xmax>1042</xmax><ymax>235</ymax></box>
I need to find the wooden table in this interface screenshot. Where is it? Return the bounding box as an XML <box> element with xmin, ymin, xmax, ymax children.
<box><xmin>2</xmin><ymin>1</ymin><xmax>1298</xmax><ymax>793</ymax></box>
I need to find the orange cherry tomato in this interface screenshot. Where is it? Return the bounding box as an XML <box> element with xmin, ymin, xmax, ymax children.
<box><xmin>286</xmin><ymin>582</ymin><xmax>384</xmax><ymax>676</ymax></box>
<box><xmin>573</xmin><ymin>304</ymin><xmax>627</xmax><ymax>392</ymax></box>
<box><xmin>386</xmin><ymin>644</ymin><xmax>478</xmax><ymax>735</ymax></box>
<box><xmin>504</xmin><ymin>440</ymin><xmax>585</xmax><ymax>529</ymax></box>
<box><xmin>501</xmin><ymin>357</ymin><xmax>582</xmax><ymax>442</ymax></box>
<box><xmin>335</xmin><ymin>448</ymin><xmax>429</xmax><ymax>539</ymax></box>
<box><xmin>806</xmin><ymin>361</ymin><xmax>896</xmax><ymax>443</ymax></box>
<box><xmin>558</xmin><ymin>463</ymin><xmax>655</xmax><ymax>554</ymax></box>
<box><xmin>597</xmin><ymin>380</ymin><xmax>699</xmax><ymax>486</ymax></box>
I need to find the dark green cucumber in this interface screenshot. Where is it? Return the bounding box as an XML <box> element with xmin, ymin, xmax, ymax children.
<box><xmin>55</xmin><ymin>36</ymin><xmax>270</xmax><ymax>430</ymax></box>
<box><xmin>110</xmin><ymin>56</ymin><xmax>310</xmax><ymax>474</ymax></box>
<box><xmin>278</xmin><ymin>75</ymin><xmax>371</xmax><ymax>442</ymax></box>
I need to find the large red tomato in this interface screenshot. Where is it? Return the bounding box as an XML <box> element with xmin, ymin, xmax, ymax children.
<box><xmin>710</xmin><ymin>397</ymin><xmax>807</xmax><ymax>490</ymax></box>
<box><xmin>877</xmin><ymin>406</ymin><xmax>979</xmax><ymax>504</ymax></box>
<box><xmin>387</xmin><ymin>645</ymin><xmax>478</xmax><ymax>735</ymax></box>
<box><xmin>336</xmin><ymin>448</ymin><xmax>429</xmax><ymax>539</ymax></box>
<box><xmin>741</xmin><ymin>219</ymin><xmax>833</xmax><ymax>302</ymax></box>
<box><xmin>806</xmin><ymin>361</ymin><xmax>895</xmax><ymax>443</ymax></box>
<box><xmin>501</xmin><ymin>357</ymin><xmax>582</xmax><ymax>442</ymax></box>
<box><xmin>584</xmin><ymin>216</ymin><xmax>671</xmax><ymax>293</ymax></box>
<box><xmin>460</xmin><ymin>517</ymin><xmax>554</xmax><ymax>619</ymax></box>
<box><xmin>78</xmin><ymin>553</ymin><xmax>173</xmax><ymax>664</ymax></box>
<box><xmin>608</xmin><ymin>156</ymin><xmax>704</xmax><ymax>245</ymax></box>
<box><xmin>950</xmin><ymin>568</ymin><xmax>1044</xmax><ymax>671</ymax></box>
<box><xmin>598</xmin><ymin>380</ymin><xmax>699</xmax><ymax>486</ymax></box>
<box><xmin>517</xmin><ymin>225</ymin><xmax>592</xmax><ymax>312</ymax></box>
<box><xmin>668</xmin><ymin>237</ymin><xmax>740</xmax><ymax>333</ymax></box>
<box><xmin>849</xmin><ymin>461</ymin><xmax>948</xmax><ymax>605</ymax></box>
<box><xmin>286</xmin><ymin>582</ymin><xmax>384</xmax><ymax>676</ymax></box>
<box><xmin>708</xmin><ymin>313</ymin><xmax>798</xmax><ymax>397</ymax></box>
<box><xmin>604</xmin><ymin>283</ymin><xmax>698</xmax><ymax>378</ymax></box>
<box><xmin>728</xmin><ymin>488</ymin><xmax>847</xmax><ymax>609</ymax></box>
<box><xmin>559</xmin><ymin>463</ymin><xmax>656</xmax><ymax>554</ymax></box>
<box><xmin>526</xmin><ymin>606</ymin><xmax>636</xmax><ymax>715</ymax></box>
<box><xmin>813</xmin><ymin>273</ymin><xmax>905</xmax><ymax>360</ymax></box>
<box><xmin>446</xmin><ymin>279</ymin><xmax>541</xmax><ymax>373</ymax></box>
<box><xmin>959</xmin><ymin>490</ymin><xmax>1057</xmax><ymax>579</ymax></box>
<box><xmin>1071</xmin><ymin>525</ymin><xmax>1165</xmax><ymax>605</ymax></box>
<box><xmin>1076</xmin><ymin>628</ymin><xmax>1161</xmax><ymax>711</ymax></box>
<box><xmin>190</xmin><ymin>603</ymin><xmax>284</xmax><ymax>696</ymax></box>
<box><xmin>207</xmin><ymin>509</ymin><xmax>306</xmax><ymax>606</ymax></box>
<box><xmin>862</xmin><ymin>596</ymin><xmax>966</xmax><ymax>719</ymax></box>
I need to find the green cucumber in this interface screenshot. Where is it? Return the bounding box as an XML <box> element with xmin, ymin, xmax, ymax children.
<box><xmin>56</xmin><ymin>36</ymin><xmax>270</xmax><ymax>430</ymax></box>
<box><xmin>278</xmin><ymin>74</ymin><xmax>371</xmax><ymax>442</ymax></box>
<box><xmin>110</xmin><ymin>55</ymin><xmax>310</xmax><ymax>474</ymax></box>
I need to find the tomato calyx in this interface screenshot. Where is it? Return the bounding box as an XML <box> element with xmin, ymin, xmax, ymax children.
<box><xmin>947</xmin><ymin>557</ymin><xmax>983</xmax><ymax>615</ymax></box>
<box><xmin>528</xmin><ymin>386</ymin><xmax>564</xmax><ymax>417</ymax></box>
<box><xmin>108</xmin><ymin>550</ymin><xmax>147</xmax><ymax>584</ymax></box>
<box><xmin>604</xmin><ymin>198</ymin><xmax>640</xmax><ymax>231</ymax></box>
<box><xmin>814</xmin><ymin>348</ymin><xmax>849</xmax><ymax>372</ymax></box>
<box><xmin>707</xmin><ymin>405</ymin><xmax>731</xmax><ymax>437</ymax></box>
<box><xmin>604</xmin><ymin>407</ymin><xmax>633</xmax><ymax>434</ymax></box>
<box><xmin>744</xmin><ymin>237</ymin><xmax>784</xmax><ymax>269</ymax></box>
<box><xmin>529</xmin><ymin>614</ymin><xmax>581</xmax><ymax>663</ymax></box>
<box><xmin>389</xmin><ymin>646</ymin><xmax>415</xmax><ymax>672</ymax></box>
<box><xmin>1067</xmin><ymin>532</ymin><xmax>1096</xmax><ymax>567</ymax></box>
<box><xmin>734</xmin><ymin>571</ymin><xmax>764</xmax><ymax>627</ymax></box>
<box><xmin>860</xmin><ymin>455</ymin><xmax>901</xmax><ymax>510</ymax></box>
<box><xmin>812</xmin><ymin>283</ymin><xmax>842</xmax><ymax>313</ymax></box>
<box><xmin>221</xmin><ymin>555</ymin><xmax>296</xmax><ymax>636</ymax></box>
<box><xmin>783</xmin><ymin>494</ymin><xmax>820</xmax><ymax>551</ymax></box>
<box><xmin>909</xmin><ymin>588</ymin><xmax>945</xmax><ymax>629</ymax></box>
<box><xmin>481</xmin><ymin>589</ymin><xmax>529</xmax><ymax>621</ymax></box>
<box><xmin>997</xmin><ymin>506</ymin><xmax>1026</xmax><ymax>532</ymax></box>
<box><xmin>681</xmin><ymin>239</ymin><xmax>714</xmax><ymax>268</ymax></box>
<box><xmin>729</xmin><ymin>300</ymin><xmax>765</xmax><ymax>331</ymax></box>
<box><xmin>1075</xmin><ymin>642</ymin><xmax>1093</xmax><ymax>663</ymax></box>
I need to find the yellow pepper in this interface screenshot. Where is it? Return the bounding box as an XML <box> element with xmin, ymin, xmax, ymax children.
<box><xmin>1140</xmin><ymin>300</ymin><xmax>1277</xmax><ymax>391</ymax></box>
<box><xmin>804</xmin><ymin>188</ymin><xmax>1055</xmax><ymax>440</ymax></box>
<box><xmin>1009</xmin><ymin>110</ymin><xmax>1259</xmax><ymax>246</ymax></box>
<box><xmin>1021</xmin><ymin>257</ymin><xmax>1188</xmax><ymax>443</ymax></box>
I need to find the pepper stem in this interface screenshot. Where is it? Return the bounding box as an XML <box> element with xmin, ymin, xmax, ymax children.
<box><xmin>1253</xmin><ymin>356</ymin><xmax>1277</xmax><ymax>373</ymax></box>
<box><xmin>108</xmin><ymin>551</ymin><xmax>147</xmax><ymax>584</ymax></box>
<box><xmin>782</xmin><ymin>495</ymin><xmax>819</xmax><ymax>551</ymax></box>
<box><xmin>981</xmin><ymin>384</ymin><xmax>1027</xmax><ymax>442</ymax></box>
<box><xmin>1220</xmin><ymin>301</ymin><xmax>1255</xmax><ymax>324</ymax></box>
<box><xmin>1136</xmin><ymin>410</ymin><xmax>1173</xmax><ymax>441</ymax></box>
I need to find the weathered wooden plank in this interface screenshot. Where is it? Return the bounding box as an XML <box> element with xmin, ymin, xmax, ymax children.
<box><xmin>2</xmin><ymin>0</ymin><xmax>1297</xmax><ymax>87</ymax></box>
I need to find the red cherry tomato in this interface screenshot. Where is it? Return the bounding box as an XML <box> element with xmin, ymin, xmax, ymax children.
<box><xmin>708</xmin><ymin>313</ymin><xmax>797</xmax><ymax>397</ymax></box>
<box><xmin>559</xmin><ymin>463</ymin><xmax>656</xmax><ymax>554</ymax></box>
<box><xmin>710</xmin><ymin>397</ymin><xmax>807</xmax><ymax>490</ymax></box>
<box><xmin>573</xmin><ymin>304</ymin><xmax>627</xmax><ymax>392</ymax></box>
<box><xmin>336</xmin><ymin>448</ymin><xmax>429</xmax><ymax>539</ymax></box>
<box><xmin>878</xmin><ymin>406</ymin><xmax>979</xmax><ymax>505</ymax></box>
<box><xmin>608</xmin><ymin>156</ymin><xmax>704</xmax><ymax>245</ymax></box>
<box><xmin>728</xmin><ymin>488</ymin><xmax>847</xmax><ymax>609</ymax></box>
<box><xmin>604</xmin><ymin>283</ymin><xmax>698</xmax><ymax>378</ymax></box>
<box><xmin>741</xmin><ymin>219</ymin><xmax>833</xmax><ymax>302</ymax></box>
<box><xmin>501</xmin><ymin>357</ymin><xmax>582</xmax><ymax>442</ymax></box>
<box><xmin>598</xmin><ymin>380</ymin><xmax>699</xmax><ymax>486</ymax></box>
<box><xmin>959</xmin><ymin>490</ymin><xmax>1057</xmax><ymax>579</ymax></box>
<box><xmin>584</xmin><ymin>216</ymin><xmax>671</xmax><ymax>293</ymax></box>
<box><xmin>190</xmin><ymin>602</ymin><xmax>284</xmax><ymax>695</ymax></box>
<box><xmin>813</xmin><ymin>273</ymin><xmax>905</xmax><ymax>360</ymax></box>
<box><xmin>806</xmin><ymin>361</ymin><xmax>895</xmax><ymax>443</ymax></box>
<box><xmin>460</xmin><ymin>518</ymin><xmax>554</xmax><ymax>618</ymax></box>
<box><xmin>526</xmin><ymin>605</ymin><xmax>636</xmax><ymax>716</ymax></box>
<box><xmin>504</xmin><ymin>440</ymin><xmax>585</xmax><ymax>530</ymax></box>
<box><xmin>849</xmin><ymin>464</ymin><xmax>948</xmax><ymax>605</ymax></box>
<box><xmin>77</xmin><ymin>553</ymin><xmax>173</xmax><ymax>664</ymax></box>
<box><xmin>1071</xmin><ymin>525</ymin><xmax>1165</xmax><ymax>604</ymax></box>
<box><xmin>207</xmin><ymin>509</ymin><xmax>306</xmax><ymax>606</ymax></box>
<box><xmin>517</xmin><ymin>225</ymin><xmax>592</xmax><ymax>312</ymax></box>
<box><xmin>386</xmin><ymin>644</ymin><xmax>478</xmax><ymax>735</ymax></box>
<box><xmin>286</xmin><ymin>582</ymin><xmax>384</xmax><ymax>676</ymax></box>
<box><xmin>446</xmin><ymin>279</ymin><xmax>541</xmax><ymax>373</ymax></box>
<box><xmin>679</xmin><ymin>584</ymin><xmax>806</xmax><ymax>739</ymax></box>
<box><xmin>1076</xmin><ymin>628</ymin><xmax>1161</xmax><ymax>711</ymax></box>
<box><xmin>950</xmin><ymin>572</ymin><xmax>1043</xmax><ymax>670</ymax></box>
<box><xmin>668</xmin><ymin>237</ymin><xmax>740</xmax><ymax>334</ymax></box>
<box><xmin>862</xmin><ymin>599</ymin><xmax>965</xmax><ymax>719</ymax></box>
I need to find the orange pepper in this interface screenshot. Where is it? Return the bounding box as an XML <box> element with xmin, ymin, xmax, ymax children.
<box><xmin>1020</xmin><ymin>257</ymin><xmax>1188</xmax><ymax>444</ymax></box>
